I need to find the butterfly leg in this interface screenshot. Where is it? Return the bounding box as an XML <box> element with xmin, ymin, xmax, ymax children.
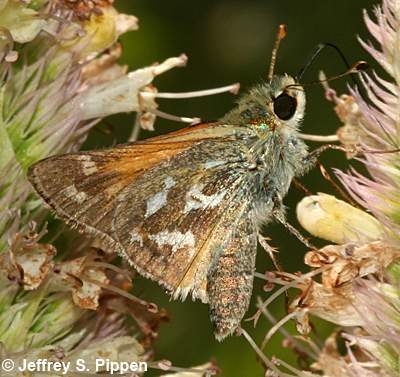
<box><xmin>258</xmin><ymin>233</ymin><xmax>284</xmax><ymax>272</ymax></box>
<box><xmin>301</xmin><ymin>145</ymin><xmax>361</xmax><ymax>206</ymax></box>
<box><xmin>271</xmin><ymin>192</ymin><xmax>317</xmax><ymax>250</ymax></box>
<box><xmin>207</xmin><ymin>214</ymin><xmax>257</xmax><ymax>341</ymax></box>
<box><xmin>316</xmin><ymin>161</ymin><xmax>361</xmax><ymax>207</ymax></box>
<box><xmin>292</xmin><ymin>177</ymin><xmax>313</xmax><ymax>195</ymax></box>
<box><xmin>303</xmin><ymin>144</ymin><xmax>349</xmax><ymax>167</ymax></box>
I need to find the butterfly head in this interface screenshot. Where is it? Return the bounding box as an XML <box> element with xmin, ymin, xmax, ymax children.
<box><xmin>222</xmin><ymin>74</ymin><xmax>305</xmax><ymax>134</ymax></box>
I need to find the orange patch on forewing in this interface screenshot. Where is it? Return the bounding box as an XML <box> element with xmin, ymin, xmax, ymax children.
<box><xmin>98</xmin><ymin>123</ymin><xmax>236</xmax><ymax>185</ymax></box>
<box><xmin>75</xmin><ymin>122</ymin><xmax>239</xmax><ymax>187</ymax></box>
<box><xmin>101</xmin><ymin>122</ymin><xmax>244</xmax><ymax>185</ymax></box>
<box><xmin>97</xmin><ymin>143</ymin><xmax>193</xmax><ymax>198</ymax></box>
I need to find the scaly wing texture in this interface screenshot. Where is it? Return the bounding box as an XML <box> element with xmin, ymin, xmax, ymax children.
<box><xmin>206</xmin><ymin>205</ymin><xmax>257</xmax><ymax>340</ymax></box>
<box><xmin>28</xmin><ymin>123</ymin><xmax>256</xmax><ymax>303</ymax></box>
<box><xmin>112</xmin><ymin>155</ymin><xmax>249</xmax><ymax>302</ymax></box>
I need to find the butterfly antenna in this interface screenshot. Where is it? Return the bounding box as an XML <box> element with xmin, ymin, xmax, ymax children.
<box><xmin>313</xmin><ymin>61</ymin><xmax>368</xmax><ymax>85</ymax></box>
<box><xmin>297</xmin><ymin>42</ymin><xmax>368</xmax><ymax>88</ymax></box>
<box><xmin>286</xmin><ymin>61</ymin><xmax>368</xmax><ymax>91</ymax></box>
<box><xmin>298</xmin><ymin>43</ymin><xmax>348</xmax><ymax>81</ymax></box>
<box><xmin>268</xmin><ymin>24</ymin><xmax>287</xmax><ymax>82</ymax></box>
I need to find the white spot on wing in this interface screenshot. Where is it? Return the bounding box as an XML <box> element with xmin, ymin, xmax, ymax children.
<box><xmin>145</xmin><ymin>193</ymin><xmax>166</xmax><ymax>218</ymax></box>
<box><xmin>164</xmin><ymin>176</ymin><xmax>175</xmax><ymax>188</ymax></box>
<box><xmin>149</xmin><ymin>230</ymin><xmax>195</xmax><ymax>254</ymax></box>
<box><xmin>129</xmin><ymin>229</ymin><xmax>143</xmax><ymax>247</ymax></box>
<box><xmin>63</xmin><ymin>185</ymin><xmax>78</xmax><ymax>197</ymax></box>
<box><xmin>203</xmin><ymin>160</ymin><xmax>226</xmax><ymax>169</ymax></box>
<box><xmin>145</xmin><ymin>176</ymin><xmax>176</xmax><ymax>218</ymax></box>
<box><xmin>76</xmin><ymin>155</ymin><xmax>98</xmax><ymax>176</ymax></box>
<box><xmin>183</xmin><ymin>184</ymin><xmax>226</xmax><ymax>214</ymax></box>
<box><xmin>75</xmin><ymin>191</ymin><xmax>87</xmax><ymax>203</ymax></box>
<box><xmin>62</xmin><ymin>185</ymin><xmax>87</xmax><ymax>204</ymax></box>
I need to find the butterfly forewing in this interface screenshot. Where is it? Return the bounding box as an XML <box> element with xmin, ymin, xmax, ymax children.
<box><xmin>28</xmin><ymin>122</ymin><xmax>257</xmax><ymax>302</ymax></box>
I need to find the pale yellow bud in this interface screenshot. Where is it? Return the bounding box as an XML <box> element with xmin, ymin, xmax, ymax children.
<box><xmin>296</xmin><ymin>193</ymin><xmax>385</xmax><ymax>244</ymax></box>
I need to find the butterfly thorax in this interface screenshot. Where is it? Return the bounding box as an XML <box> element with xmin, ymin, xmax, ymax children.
<box><xmin>220</xmin><ymin>75</ymin><xmax>310</xmax><ymax>224</ymax></box>
<box><xmin>244</xmin><ymin>130</ymin><xmax>307</xmax><ymax>224</ymax></box>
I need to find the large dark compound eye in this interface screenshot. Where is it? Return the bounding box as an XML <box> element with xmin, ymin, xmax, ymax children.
<box><xmin>273</xmin><ymin>92</ymin><xmax>297</xmax><ymax>120</ymax></box>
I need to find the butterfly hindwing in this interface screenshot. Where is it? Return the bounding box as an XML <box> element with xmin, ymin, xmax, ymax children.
<box><xmin>207</xmin><ymin>206</ymin><xmax>257</xmax><ymax>340</ymax></box>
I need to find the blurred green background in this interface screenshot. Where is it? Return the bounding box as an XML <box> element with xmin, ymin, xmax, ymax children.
<box><xmin>86</xmin><ymin>1</ymin><xmax>377</xmax><ymax>375</ymax></box>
